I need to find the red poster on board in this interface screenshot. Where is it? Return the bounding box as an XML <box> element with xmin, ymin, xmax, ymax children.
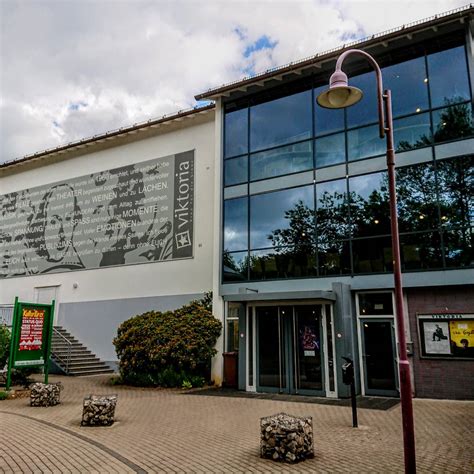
<box><xmin>19</xmin><ymin>308</ymin><xmax>45</xmax><ymax>351</ymax></box>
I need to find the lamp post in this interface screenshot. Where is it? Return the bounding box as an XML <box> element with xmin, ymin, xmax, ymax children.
<box><xmin>317</xmin><ymin>49</ymin><xmax>416</xmax><ymax>473</ymax></box>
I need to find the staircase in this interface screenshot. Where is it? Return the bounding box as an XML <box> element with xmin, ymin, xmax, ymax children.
<box><xmin>51</xmin><ymin>326</ymin><xmax>115</xmax><ymax>376</ymax></box>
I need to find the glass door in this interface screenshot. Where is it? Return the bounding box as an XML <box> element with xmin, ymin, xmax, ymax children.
<box><xmin>256</xmin><ymin>304</ymin><xmax>325</xmax><ymax>395</ymax></box>
<box><xmin>257</xmin><ymin>306</ymin><xmax>287</xmax><ymax>391</ymax></box>
<box><xmin>361</xmin><ymin>318</ymin><xmax>399</xmax><ymax>397</ymax></box>
<box><xmin>293</xmin><ymin>306</ymin><xmax>324</xmax><ymax>394</ymax></box>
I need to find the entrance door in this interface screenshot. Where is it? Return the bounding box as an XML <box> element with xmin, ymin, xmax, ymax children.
<box><xmin>34</xmin><ymin>286</ymin><xmax>59</xmax><ymax>325</ymax></box>
<box><xmin>256</xmin><ymin>305</ymin><xmax>324</xmax><ymax>395</ymax></box>
<box><xmin>361</xmin><ymin>319</ymin><xmax>399</xmax><ymax>396</ymax></box>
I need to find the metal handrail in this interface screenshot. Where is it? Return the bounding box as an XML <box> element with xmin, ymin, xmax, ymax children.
<box><xmin>51</xmin><ymin>327</ymin><xmax>72</xmax><ymax>374</ymax></box>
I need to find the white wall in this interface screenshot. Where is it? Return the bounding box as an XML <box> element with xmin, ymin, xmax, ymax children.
<box><xmin>1</xmin><ymin>116</ymin><xmax>216</xmax><ymax>361</ymax></box>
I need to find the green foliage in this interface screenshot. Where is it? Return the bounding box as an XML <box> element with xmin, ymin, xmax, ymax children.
<box><xmin>113</xmin><ymin>300</ymin><xmax>221</xmax><ymax>387</ymax></box>
<box><xmin>0</xmin><ymin>326</ymin><xmax>11</xmax><ymax>369</ymax></box>
<box><xmin>182</xmin><ymin>380</ymin><xmax>192</xmax><ymax>390</ymax></box>
<box><xmin>0</xmin><ymin>391</ymin><xmax>8</xmax><ymax>400</ymax></box>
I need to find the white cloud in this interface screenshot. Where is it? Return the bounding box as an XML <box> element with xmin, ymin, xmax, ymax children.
<box><xmin>0</xmin><ymin>0</ymin><xmax>468</xmax><ymax>162</ymax></box>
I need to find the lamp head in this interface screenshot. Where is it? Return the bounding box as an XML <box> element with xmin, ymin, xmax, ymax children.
<box><xmin>317</xmin><ymin>70</ymin><xmax>363</xmax><ymax>109</ymax></box>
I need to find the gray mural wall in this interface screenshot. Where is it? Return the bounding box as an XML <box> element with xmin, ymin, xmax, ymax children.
<box><xmin>0</xmin><ymin>151</ymin><xmax>194</xmax><ymax>278</ymax></box>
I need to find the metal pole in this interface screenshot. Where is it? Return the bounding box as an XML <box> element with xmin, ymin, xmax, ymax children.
<box><xmin>350</xmin><ymin>379</ymin><xmax>358</xmax><ymax>428</ymax></box>
<box><xmin>384</xmin><ymin>89</ymin><xmax>416</xmax><ymax>473</ymax></box>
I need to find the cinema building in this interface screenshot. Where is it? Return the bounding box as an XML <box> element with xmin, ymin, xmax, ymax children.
<box><xmin>1</xmin><ymin>6</ymin><xmax>473</xmax><ymax>399</ymax></box>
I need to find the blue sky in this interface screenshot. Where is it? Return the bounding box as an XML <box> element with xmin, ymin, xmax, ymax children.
<box><xmin>0</xmin><ymin>0</ymin><xmax>468</xmax><ymax>162</ymax></box>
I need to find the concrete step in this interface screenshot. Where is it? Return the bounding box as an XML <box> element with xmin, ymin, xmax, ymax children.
<box><xmin>69</xmin><ymin>367</ymin><xmax>115</xmax><ymax>376</ymax></box>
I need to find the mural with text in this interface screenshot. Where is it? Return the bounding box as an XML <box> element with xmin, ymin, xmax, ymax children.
<box><xmin>0</xmin><ymin>151</ymin><xmax>194</xmax><ymax>278</ymax></box>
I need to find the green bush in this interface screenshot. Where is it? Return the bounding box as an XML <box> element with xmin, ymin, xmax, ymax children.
<box><xmin>0</xmin><ymin>391</ymin><xmax>8</xmax><ymax>400</ymax></box>
<box><xmin>0</xmin><ymin>325</ymin><xmax>10</xmax><ymax>369</ymax></box>
<box><xmin>113</xmin><ymin>300</ymin><xmax>221</xmax><ymax>387</ymax></box>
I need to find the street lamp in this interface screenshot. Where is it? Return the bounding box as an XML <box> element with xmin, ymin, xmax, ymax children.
<box><xmin>317</xmin><ymin>49</ymin><xmax>416</xmax><ymax>474</ymax></box>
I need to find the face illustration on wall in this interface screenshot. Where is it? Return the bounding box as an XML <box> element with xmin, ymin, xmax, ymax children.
<box><xmin>44</xmin><ymin>196</ymin><xmax>75</xmax><ymax>261</ymax></box>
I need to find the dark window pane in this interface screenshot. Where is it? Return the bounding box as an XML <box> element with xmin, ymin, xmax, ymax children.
<box><xmin>250</xmin><ymin>141</ymin><xmax>312</xmax><ymax>181</ymax></box>
<box><xmin>444</xmin><ymin>227</ymin><xmax>474</xmax><ymax>268</ymax></box>
<box><xmin>348</xmin><ymin>124</ymin><xmax>385</xmax><ymax>161</ymax></box>
<box><xmin>400</xmin><ymin>232</ymin><xmax>442</xmax><ymax>270</ymax></box>
<box><xmin>315</xmin><ymin>133</ymin><xmax>345</xmax><ymax>168</ymax></box>
<box><xmin>250</xmin><ymin>185</ymin><xmax>314</xmax><ymax>249</ymax></box>
<box><xmin>315</xmin><ymin>85</ymin><xmax>345</xmax><ymax>136</ymax></box>
<box><xmin>383</xmin><ymin>56</ymin><xmax>429</xmax><ymax>117</ymax></box>
<box><xmin>224</xmin><ymin>197</ymin><xmax>248</xmax><ymax>251</ymax></box>
<box><xmin>316</xmin><ymin>178</ymin><xmax>349</xmax><ymax>241</ymax></box>
<box><xmin>225</xmin><ymin>156</ymin><xmax>248</xmax><ymax>186</ymax></box>
<box><xmin>318</xmin><ymin>240</ymin><xmax>351</xmax><ymax>276</ymax></box>
<box><xmin>349</xmin><ymin>172</ymin><xmax>390</xmax><ymax>238</ymax></box>
<box><xmin>428</xmin><ymin>46</ymin><xmax>471</xmax><ymax>108</ymax></box>
<box><xmin>352</xmin><ymin>236</ymin><xmax>393</xmax><ymax>274</ymax></box>
<box><xmin>250</xmin><ymin>90</ymin><xmax>312</xmax><ymax>151</ymax></box>
<box><xmin>432</xmin><ymin>103</ymin><xmax>474</xmax><ymax>143</ymax></box>
<box><xmin>347</xmin><ymin>72</ymin><xmax>377</xmax><ymax>127</ymax></box>
<box><xmin>249</xmin><ymin>247</ymin><xmax>317</xmax><ymax>280</ymax></box>
<box><xmin>225</xmin><ymin>108</ymin><xmax>248</xmax><ymax>158</ymax></box>
<box><xmin>358</xmin><ymin>293</ymin><xmax>393</xmax><ymax>315</ymax></box>
<box><xmin>397</xmin><ymin>163</ymin><xmax>438</xmax><ymax>232</ymax></box>
<box><xmin>223</xmin><ymin>251</ymin><xmax>249</xmax><ymax>282</ymax></box>
<box><xmin>437</xmin><ymin>156</ymin><xmax>474</xmax><ymax>228</ymax></box>
<box><xmin>394</xmin><ymin>113</ymin><xmax>432</xmax><ymax>152</ymax></box>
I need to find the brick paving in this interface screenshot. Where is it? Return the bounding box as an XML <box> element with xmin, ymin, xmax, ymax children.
<box><xmin>0</xmin><ymin>375</ymin><xmax>472</xmax><ymax>473</ymax></box>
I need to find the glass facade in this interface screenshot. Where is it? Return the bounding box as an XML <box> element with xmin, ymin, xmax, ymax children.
<box><xmin>223</xmin><ymin>39</ymin><xmax>473</xmax><ymax>282</ymax></box>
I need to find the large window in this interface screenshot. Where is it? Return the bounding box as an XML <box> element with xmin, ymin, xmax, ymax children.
<box><xmin>222</xmin><ymin>38</ymin><xmax>473</xmax><ymax>282</ymax></box>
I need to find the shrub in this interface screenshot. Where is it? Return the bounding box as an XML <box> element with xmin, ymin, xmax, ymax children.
<box><xmin>0</xmin><ymin>391</ymin><xmax>8</xmax><ymax>400</ymax></box>
<box><xmin>0</xmin><ymin>326</ymin><xmax>10</xmax><ymax>369</ymax></box>
<box><xmin>113</xmin><ymin>300</ymin><xmax>221</xmax><ymax>387</ymax></box>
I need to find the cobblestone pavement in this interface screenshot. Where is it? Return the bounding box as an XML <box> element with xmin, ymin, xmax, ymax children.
<box><xmin>0</xmin><ymin>375</ymin><xmax>472</xmax><ymax>473</ymax></box>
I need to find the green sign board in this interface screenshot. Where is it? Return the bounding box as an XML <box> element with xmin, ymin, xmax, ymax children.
<box><xmin>6</xmin><ymin>297</ymin><xmax>55</xmax><ymax>390</ymax></box>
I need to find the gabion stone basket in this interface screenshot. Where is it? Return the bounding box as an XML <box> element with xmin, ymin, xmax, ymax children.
<box><xmin>30</xmin><ymin>382</ymin><xmax>63</xmax><ymax>407</ymax></box>
<box><xmin>260</xmin><ymin>412</ymin><xmax>314</xmax><ymax>463</ymax></box>
<box><xmin>81</xmin><ymin>394</ymin><xmax>118</xmax><ymax>426</ymax></box>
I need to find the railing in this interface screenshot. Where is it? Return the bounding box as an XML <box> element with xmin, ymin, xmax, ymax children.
<box><xmin>0</xmin><ymin>305</ymin><xmax>14</xmax><ymax>327</ymax></box>
<box><xmin>51</xmin><ymin>327</ymin><xmax>72</xmax><ymax>374</ymax></box>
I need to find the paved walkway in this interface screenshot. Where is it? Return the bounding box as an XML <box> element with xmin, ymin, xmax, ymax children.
<box><xmin>0</xmin><ymin>375</ymin><xmax>472</xmax><ymax>473</ymax></box>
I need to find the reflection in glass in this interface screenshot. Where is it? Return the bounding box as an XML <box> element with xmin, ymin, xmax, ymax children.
<box><xmin>432</xmin><ymin>103</ymin><xmax>474</xmax><ymax>144</ymax></box>
<box><xmin>295</xmin><ymin>306</ymin><xmax>322</xmax><ymax>391</ymax></box>
<box><xmin>348</xmin><ymin>124</ymin><xmax>386</xmax><ymax>161</ymax></box>
<box><xmin>347</xmin><ymin>71</ymin><xmax>378</xmax><ymax>127</ymax></box>
<box><xmin>224</xmin><ymin>197</ymin><xmax>248</xmax><ymax>251</ymax></box>
<box><xmin>349</xmin><ymin>172</ymin><xmax>390</xmax><ymax>238</ymax></box>
<box><xmin>222</xmin><ymin>251</ymin><xmax>249</xmax><ymax>282</ymax></box>
<box><xmin>436</xmin><ymin>156</ymin><xmax>473</xmax><ymax>228</ymax></box>
<box><xmin>394</xmin><ymin>113</ymin><xmax>431</xmax><ymax>152</ymax></box>
<box><xmin>352</xmin><ymin>237</ymin><xmax>393</xmax><ymax>274</ymax></box>
<box><xmin>250</xmin><ymin>141</ymin><xmax>312</xmax><ymax>181</ymax></box>
<box><xmin>224</xmin><ymin>156</ymin><xmax>248</xmax><ymax>186</ymax></box>
<box><xmin>383</xmin><ymin>56</ymin><xmax>429</xmax><ymax>117</ymax></box>
<box><xmin>427</xmin><ymin>46</ymin><xmax>471</xmax><ymax>109</ymax></box>
<box><xmin>250</xmin><ymin>90</ymin><xmax>312</xmax><ymax>151</ymax></box>
<box><xmin>225</xmin><ymin>108</ymin><xmax>248</xmax><ymax>158</ymax></box>
<box><xmin>315</xmin><ymin>133</ymin><xmax>346</xmax><ymax>168</ymax></box>
<box><xmin>443</xmin><ymin>227</ymin><xmax>474</xmax><ymax>268</ymax></box>
<box><xmin>257</xmin><ymin>307</ymin><xmax>286</xmax><ymax>388</ymax></box>
<box><xmin>400</xmin><ymin>232</ymin><xmax>442</xmax><ymax>270</ymax></box>
<box><xmin>250</xmin><ymin>185</ymin><xmax>314</xmax><ymax>249</ymax></box>
<box><xmin>396</xmin><ymin>163</ymin><xmax>438</xmax><ymax>232</ymax></box>
<box><xmin>316</xmin><ymin>178</ymin><xmax>349</xmax><ymax>242</ymax></box>
<box><xmin>315</xmin><ymin>85</ymin><xmax>345</xmax><ymax>136</ymax></box>
<box><xmin>358</xmin><ymin>293</ymin><xmax>393</xmax><ymax>315</ymax></box>
<box><xmin>250</xmin><ymin>247</ymin><xmax>317</xmax><ymax>280</ymax></box>
<box><xmin>318</xmin><ymin>240</ymin><xmax>351</xmax><ymax>275</ymax></box>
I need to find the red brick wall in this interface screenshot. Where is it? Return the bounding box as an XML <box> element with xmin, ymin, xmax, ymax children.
<box><xmin>407</xmin><ymin>285</ymin><xmax>474</xmax><ymax>400</ymax></box>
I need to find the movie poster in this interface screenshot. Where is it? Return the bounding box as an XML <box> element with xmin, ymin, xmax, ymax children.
<box><xmin>423</xmin><ymin>321</ymin><xmax>451</xmax><ymax>355</ymax></box>
<box><xmin>19</xmin><ymin>308</ymin><xmax>45</xmax><ymax>351</ymax></box>
<box><xmin>449</xmin><ymin>320</ymin><xmax>474</xmax><ymax>357</ymax></box>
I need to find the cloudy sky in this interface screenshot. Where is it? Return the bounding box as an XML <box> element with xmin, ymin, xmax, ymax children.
<box><xmin>0</xmin><ymin>0</ymin><xmax>469</xmax><ymax>163</ymax></box>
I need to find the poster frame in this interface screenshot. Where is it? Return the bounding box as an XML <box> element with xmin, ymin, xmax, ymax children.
<box><xmin>5</xmin><ymin>297</ymin><xmax>55</xmax><ymax>390</ymax></box>
<box><xmin>416</xmin><ymin>313</ymin><xmax>474</xmax><ymax>360</ymax></box>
